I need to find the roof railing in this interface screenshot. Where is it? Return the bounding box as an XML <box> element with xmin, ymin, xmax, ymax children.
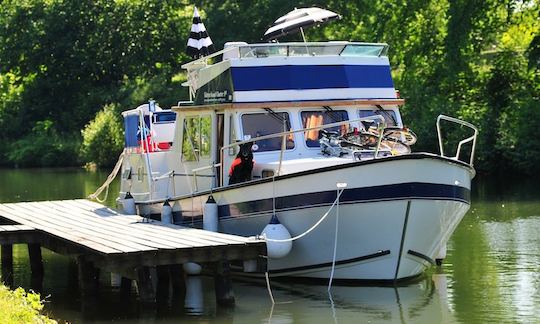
<box><xmin>181</xmin><ymin>41</ymin><xmax>389</xmax><ymax>70</ymax></box>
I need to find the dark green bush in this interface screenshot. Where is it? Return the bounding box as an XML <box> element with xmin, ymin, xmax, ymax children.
<box><xmin>80</xmin><ymin>104</ymin><xmax>124</xmax><ymax>167</ymax></box>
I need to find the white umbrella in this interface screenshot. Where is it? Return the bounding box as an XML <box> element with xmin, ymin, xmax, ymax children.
<box><xmin>186</xmin><ymin>7</ymin><xmax>214</xmax><ymax>58</ymax></box>
<box><xmin>263</xmin><ymin>7</ymin><xmax>341</xmax><ymax>41</ymax></box>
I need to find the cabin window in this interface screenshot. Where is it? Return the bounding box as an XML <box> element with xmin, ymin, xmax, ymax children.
<box><xmin>123</xmin><ymin>115</ymin><xmax>140</xmax><ymax>148</ymax></box>
<box><xmin>241</xmin><ymin>112</ymin><xmax>294</xmax><ymax>152</ymax></box>
<box><xmin>301</xmin><ymin>110</ymin><xmax>349</xmax><ymax>147</ymax></box>
<box><xmin>359</xmin><ymin>109</ymin><xmax>398</xmax><ymax>127</ymax></box>
<box><xmin>182</xmin><ymin>115</ymin><xmax>211</xmax><ymax>161</ymax></box>
<box><xmin>153</xmin><ymin>111</ymin><xmax>176</xmax><ymax>123</ymax></box>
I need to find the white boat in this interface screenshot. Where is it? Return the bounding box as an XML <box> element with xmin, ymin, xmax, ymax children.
<box><xmin>116</xmin><ymin>41</ymin><xmax>478</xmax><ymax>282</ymax></box>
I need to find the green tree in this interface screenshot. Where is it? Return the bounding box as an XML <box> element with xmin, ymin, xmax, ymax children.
<box><xmin>80</xmin><ymin>104</ymin><xmax>124</xmax><ymax>167</ymax></box>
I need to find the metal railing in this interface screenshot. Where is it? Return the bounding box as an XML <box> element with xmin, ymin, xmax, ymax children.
<box><xmin>181</xmin><ymin>42</ymin><xmax>389</xmax><ymax>70</ymax></box>
<box><xmin>436</xmin><ymin>115</ymin><xmax>478</xmax><ymax>166</ymax></box>
<box><xmin>218</xmin><ymin>115</ymin><xmax>387</xmax><ymax>186</ymax></box>
<box><xmin>236</xmin><ymin>42</ymin><xmax>388</xmax><ymax>59</ymax></box>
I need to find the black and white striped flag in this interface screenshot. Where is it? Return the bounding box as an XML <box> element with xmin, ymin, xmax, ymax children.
<box><xmin>186</xmin><ymin>6</ymin><xmax>214</xmax><ymax>58</ymax></box>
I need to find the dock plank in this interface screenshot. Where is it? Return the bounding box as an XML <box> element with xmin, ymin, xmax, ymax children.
<box><xmin>0</xmin><ymin>225</ymin><xmax>35</xmax><ymax>232</ymax></box>
<box><xmin>67</xmin><ymin>199</ymin><xmax>254</xmax><ymax>244</ymax></box>
<box><xmin>46</xmin><ymin>201</ymin><xmax>235</xmax><ymax>248</ymax></box>
<box><xmin>44</xmin><ymin>203</ymin><xmax>194</xmax><ymax>249</ymax></box>
<box><xmin>0</xmin><ymin>208</ymin><xmax>120</xmax><ymax>254</ymax></box>
<box><xmin>0</xmin><ymin>199</ymin><xmax>267</xmax><ymax>269</ymax></box>
<box><xmin>37</xmin><ymin>201</ymin><xmax>186</xmax><ymax>250</ymax></box>
<box><xmin>63</xmin><ymin>199</ymin><xmax>253</xmax><ymax>245</ymax></box>
<box><xmin>8</xmin><ymin>202</ymin><xmax>157</xmax><ymax>253</ymax></box>
<box><xmin>0</xmin><ymin>204</ymin><xmax>137</xmax><ymax>254</ymax></box>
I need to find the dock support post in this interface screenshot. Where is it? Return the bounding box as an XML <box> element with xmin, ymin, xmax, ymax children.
<box><xmin>77</xmin><ymin>257</ymin><xmax>100</xmax><ymax>297</ymax></box>
<box><xmin>214</xmin><ymin>261</ymin><xmax>235</xmax><ymax>306</ymax></box>
<box><xmin>136</xmin><ymin>267</ymin><xmax>156</xmax><ymax>303</ymax></box>
<box><xmin>1</xmin><ymin>244</ymin><xmax>13</xmax><ymax>287</ymax></box>
<box><xmin>28</xmin><ymin>243</ymin><xmax>44</xmax><ymax>291</ymax></box>
<box><xmin>156</xmin><ymin>265</ymin><xmax>170</xmax><ymax>306</ymax></box>
<box><xmin>169</xmin><ymin>264</ymin><xmax>185</xmax><ymax>301</ymax></box>
<box><xmin>120</xmin><ymin>277</ymin><xmax>132</xmax><ymax>296</ymax></box>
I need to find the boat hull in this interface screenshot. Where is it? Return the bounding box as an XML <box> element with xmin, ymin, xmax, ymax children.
<box><xmin>128</xmin><ymin>154</ymin><xmax>473</xmax><ymax>281</ymax></box>
<box><xmin>219</xmin><ymin>197</ymin><xmax>468</xmax><ymax>281</ymax></box>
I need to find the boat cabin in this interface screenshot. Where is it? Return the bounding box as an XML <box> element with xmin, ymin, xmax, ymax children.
<box><xmin>120</xmin><ymin>41</ymin><xmax>407</xmax><ymax>202</ymax></box>
<box><xmin>122</xmin><ymin>101</ymin><xmax>176</xmax><ymax>153</ymax></box>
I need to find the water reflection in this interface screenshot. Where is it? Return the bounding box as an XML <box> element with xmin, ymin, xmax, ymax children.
<box><xmin>232</xmin><ymin>274</ymin><xmax>454</xmax><ymax>324</ymax></box>
<box><xmin>447</xmin><ymin>176</ymin><xmax>540</xmax><ymax>323</ymax></box>
<box><xmin>0</xmin><ymin>168</ymin><xmax>119</xmax><ymax>206</ymax></box>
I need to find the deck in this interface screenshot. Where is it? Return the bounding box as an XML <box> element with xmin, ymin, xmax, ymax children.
<box><xmin>0</xmin><ymin>199</ymin><xmax>267</xmax><ymax>304</ymax></box>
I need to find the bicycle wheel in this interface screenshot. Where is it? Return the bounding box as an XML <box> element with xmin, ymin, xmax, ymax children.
<box><xmin>384</xmin><ymin>128</ymin><xmax>417</xmax><ymax>146</ymax></box>
<box><xmin>381</xmin><ymin>138</ymin><xmax>411</xmax><ymax>154</ymax></box>
<box><xmin>343</xmin><ymin>132</ymin><xmax>379</xmax><ymax>148</ymax></box>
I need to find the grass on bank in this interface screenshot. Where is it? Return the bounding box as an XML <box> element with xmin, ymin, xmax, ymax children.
<box><xmin>0</xmin><ymin>284</ymin><xmax>56</xmax><ymax>324</ymax></box>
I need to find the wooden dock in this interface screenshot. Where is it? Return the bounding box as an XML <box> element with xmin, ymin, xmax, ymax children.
<box><xmin>0</xmin><ymin>199</ymin><xmax>267</xmax><ymax>304</ymax></box>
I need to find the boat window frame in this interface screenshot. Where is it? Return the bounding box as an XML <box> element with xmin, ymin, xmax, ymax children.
<box><xmin>357</xmin><ymin>108</ymin><xmax>401</xmax><ymax>128</ymax></box>
<box><xmin>299</xmin><ymin>108</ymin><xmax>350</xmax><ymax>149</ymax></box>
<box><xmin>152</xmin><ymin>111</ymin><xmax>176</xmax><ymax>124</ymax></box>
<box><xmin>181</xmin><ymin>113</ymin><xmax>212</xmax><ymax>162</ymax></box>
<box><xmin>239</xmin><ymin>110</ymin><xmax>296</xmax><ymax>153</ymax></box>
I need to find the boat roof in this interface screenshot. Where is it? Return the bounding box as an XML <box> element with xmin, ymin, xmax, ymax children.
<box><xmin>181</xmin><ymin>41</ymin><xmax>398</xmax><ymax>107</ymax></box>
<box><xmin>172</xmin><ymin>98</ymin><xmax>404</xmax><ymax>113</ymax></box>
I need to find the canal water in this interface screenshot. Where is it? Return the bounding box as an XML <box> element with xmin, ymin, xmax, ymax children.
<box><xmin>0</xmin><ymin>168</ymin><xmax>539</xmax><ymax>323</ymax></box>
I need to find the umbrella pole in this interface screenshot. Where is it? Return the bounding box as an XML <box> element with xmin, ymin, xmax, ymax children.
<box><xmin>300</xmin><ymin>27</ymin><xmax>309</xmax><ymax>55</ymax></box>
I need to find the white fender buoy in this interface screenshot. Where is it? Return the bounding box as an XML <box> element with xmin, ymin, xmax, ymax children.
<box><xmin>122</xmin><ymin>192</ymin><xmax>136</xmax><ymax>215</ymax></box>
<box><xmin>183</xmin><ymin>262</ymin><xmax>202</xmax><ymax>275</ymax></box>
<box><xmin>262</xmin><ymin>214</ymin><xmax>292</xmax><ymax>259</ymax></box>
<box><xmin>161</xmin><ymin>200</ymin><xmax>172</xmax><ymax>224</ymax></box>
<box><xmin>203</xmin><ymin>195</ymin><xmax>218</xmax><ymax>232</ymax></box>
<box><xmin>184</xmin><ymin>276</ymin><xmax>204</xmax><ymax>315</ymax></box>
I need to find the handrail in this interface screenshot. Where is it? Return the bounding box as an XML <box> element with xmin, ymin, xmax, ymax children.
<box><xmin>182</xmin><ymin>46</ymin><xmax>237</xmax><ymax>69</ymax></box>
<box><xmin>237</xmin><ymin>42</ymin><xmax>389</xmax><ymax>58</ymax></box>
<box><xmin>436</xmin><ymin>115</ymin><xmax>478</xmax><ymax>166</ymax></box>
<box><xmin>238</xmin><ymin>41</ymin><xmax>388</xmax><ymax>48</ymax></box>
<box><xmin>219</xmin><ymin>115</ymin><xmax>386</xmax><ymax>185</ymax></box>
<box><xmin>191</xmin><ymin>163</ymin><xmax>222</xmax><ymax>192</ymax></box>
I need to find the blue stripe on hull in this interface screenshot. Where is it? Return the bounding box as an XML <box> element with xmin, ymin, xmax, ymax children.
<box><xmin>231</xmin><ymin>65</ymin><xmax>394</xmax><ymax>91</ymax></box>
<box><xmin>218</xmin><ymin>182</ymin><xmax>470</xmax><ymax>218</ymax></box>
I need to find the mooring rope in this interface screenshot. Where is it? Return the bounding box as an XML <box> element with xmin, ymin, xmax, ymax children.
<box><xmin>328</xmin><ymin>188</ymin><xmax>342</xmax><ymax>292</ymax></box>
<box><xmin>265</xmin><ymin>271</ymin><xmax>275</xmax><ymax>304</ymax></box>
<box><xmin>262</xmin><ymin>188</ymin><xmax>345</xmax><ymax>243</ymax></box>
<box><xmin>88</xmin><ymin>150</ymin><xmax>125</xmax><ymax>203</ymax></box>
<box><xmin>262</xmin><ymin>184</ymin><xmax>345</xmax><ymax>307</ymax></box>
<box><xmin>262</xmin><ymin>186</ymin><xmax>345</xmax><ymax>302</ymax></box>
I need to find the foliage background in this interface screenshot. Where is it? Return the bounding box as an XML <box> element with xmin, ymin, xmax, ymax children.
<box><xmin>0</xmin><ymin>0</ymin><xmax>538</xmax><ymax>174</ymax></box>
<box><xmin>0</xmin><ymin>284</ymin><xmax>56</xmax><ymax>323</ymax></box>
